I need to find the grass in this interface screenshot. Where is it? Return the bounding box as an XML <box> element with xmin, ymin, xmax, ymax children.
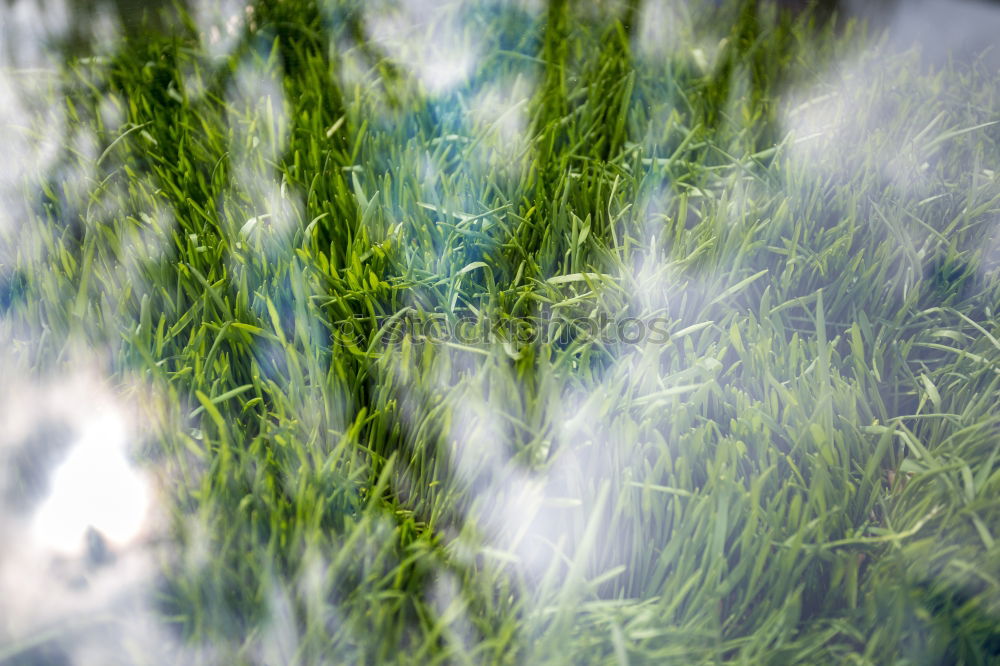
<box><xmin>2</xmin><ymin>0</ymin><xmax>1000</xmax><ymax>663</ymax></box>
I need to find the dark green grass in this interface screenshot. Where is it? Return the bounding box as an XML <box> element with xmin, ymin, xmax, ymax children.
<box><xmin>2</xmin><ymin>0</ymin><xmax>1000</xmax><ymax>663</ymax></box>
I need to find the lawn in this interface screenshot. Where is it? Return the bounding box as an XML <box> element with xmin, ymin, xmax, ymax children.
<box><xmin>2</xmin><ymin>0</ymin><xmax>1000</xmax><ymax>663</ymax></box>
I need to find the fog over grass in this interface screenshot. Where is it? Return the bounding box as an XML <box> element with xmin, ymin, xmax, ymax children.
<box><xmin>1</xmin><ymin>0</ymin><xmax>1000</xmax><ymax>663</ymax></box>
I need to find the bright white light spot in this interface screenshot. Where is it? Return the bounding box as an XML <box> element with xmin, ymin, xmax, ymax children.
<box><xmin>420</xmin><ymin>55</ymin><xmax>474</xmax><ymax>95</ymax></box>
<box><xmin>32</xmin><ymin>412</ymin><xmax>150</xmax><ymax>555</ymax></box>
<box><xmin>192</xmin><ymin>0</ymin><xmax>251</xmax><ymax>58</ymax></box>
<box><xmin>365</xmin><ymin>0</ymin><xmax>478</xmax><ymax>96</ymax></box>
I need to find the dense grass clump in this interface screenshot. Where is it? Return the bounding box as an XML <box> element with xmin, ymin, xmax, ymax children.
<box><xmin>2</xmin><ymin>0</ymin><xmax>1000</xmax><ymax>663</ymax></box>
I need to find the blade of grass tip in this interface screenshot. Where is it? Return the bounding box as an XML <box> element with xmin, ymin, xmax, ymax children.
<box><xmin>951</xmin><ymin>308</ymin><xmax>1000</xmax><ymax>353</ymax></box>
<box><xmin>72</xmin><ymin>238</ymin><xmax>96</xmax><ymax>319</ymax></box>
<box><xmin>816</xmin><ymin>287</ymin><xmax>829</xmax><ymax>384</ymax></box>
<box><xmin>706</xmin><ymin>269</ymin><xmax>768</xmax><ymax>308</ymax></box>
<box><xmin>184</xmin><ymin>263</ymin><xmax>230</xmax><ymax>319</ymax></box>
<box><xmin>189</xmin><ymin>384</ymin><xmax>255</xmax><ymax>419</ymax></box>
<box><xmin>367</xmin><ymin>452</ymin><xmax>397</xmax><ymax>511</ymax></box>
<box><xmin>923</xmin><ymin>120</ymin><xmax>1000</xmax><ymax>152</ymax></box>
<box><xmin>195</xmin><ymin>389</ymin><xmax>232</xmax><ymax>471</ymax></box>
<box><xmin>95</xmin><ymin>121</ymin><xmax>151</xmax><ymax>167</ymax></box>
<box><xmin>919</xmin><ymin>374</ymin><xmax>941</xmax><ymax>411</ymax></box>
<box><xmin>545</xmin><ymin>272</ymin><xmax>608</xmax><ymax>285</ymax></box>
<box><xmin>813</xmin><ymin>506</ymin><xmax>942</xmax><ymax>550</ymax></box>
